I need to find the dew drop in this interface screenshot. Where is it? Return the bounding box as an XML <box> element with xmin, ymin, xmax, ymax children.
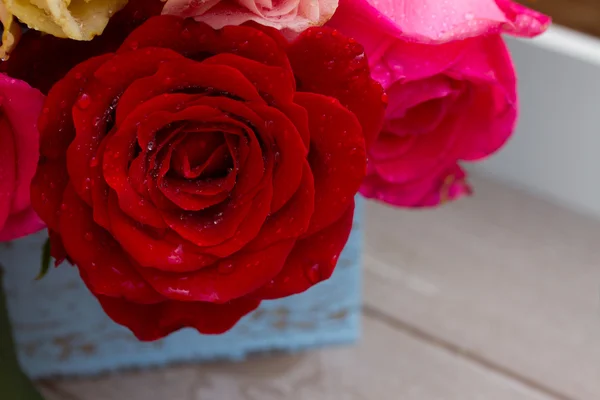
<box><xmin>381</xmin><ymin>92</ymin><xmax>389</xmax><ymax>105</ymax></box>
<box><xmin>305</xmin><ymin>263</ymin><xmax>321</xmax><ymax>284</ymax></box>
<box><xmin>167</xmin><ymin>244</ymin><xmax>184</xmax><ymax>264</ymax></box>
<box><xmin>84</xmin><ymin>232</ymin><xmax>94</xmax><ymax>241</ymax></box>
<box><xmin>89</xmin><ymin>157</ymin><xmax>99</xmax><ymax>167</ymax></box>
<box><xmin>77</xmin><ymin>93</ymin><xmax>91</xmax><ymax>110</ymax></box>
<box><xmin>129</xmin><ymin>40</ymin><xmax>139</xmax><ymax>50</ymax></box>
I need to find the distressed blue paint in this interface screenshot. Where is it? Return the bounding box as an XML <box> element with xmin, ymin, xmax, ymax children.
<box><xmin>1</xmin><ymin>199</ymin><xmax>362</xmax><ymax>378</ymax></box>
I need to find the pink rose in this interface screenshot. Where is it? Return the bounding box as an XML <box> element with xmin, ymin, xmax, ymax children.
<box><xmin>162</xmin><ymin>0</ymin><xmax>338</xmax><ymax>32</ymax></box>
<box><xmin>328</xmin><ymin>0</ymin><xmax>549</xmax><ymax>207</ymax></box>
<box><xmin>0</xmin><ymin>74</ymin><xmax>45</xmax><ymax>241</ymax></box>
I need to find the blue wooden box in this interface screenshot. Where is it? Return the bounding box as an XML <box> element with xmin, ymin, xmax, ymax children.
<box><xmin>0</xmin><ymin>200</ymin><xmax>362</xmax><ymax>378</ymax></box>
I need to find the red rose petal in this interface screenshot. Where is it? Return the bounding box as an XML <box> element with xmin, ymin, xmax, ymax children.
<box><xmin>30</xmin><ymin>159</ymin><xmax>69</xmax><ymax>231</ymax></box>
<box><xmin>58</xmin><ymin>185</ymin><xmax>163</xmax><ymax>303</ymax></box>
<box><xmin>193</xmin><ymin>182</ymin><xmax>273</xmax><ymax>258</ymax></box>
<box><xmin>136</xmin><ymin>238</ymin><xmax>295</xmax><ymax>303</ymax></box>
<box><xmin>155</xmin><ymin>132</ymin><xmax>233</xmax><ymax>212</ymax></box>
<box><xmin>245</xmin><ymin>103</ymin><xmax>306</xmax><ymax>213</ymax></box>
<box><xmin>288</xmin><ymin>27</ymin><xmax>386</xmax><ymax>149</ymax></box>
<box><xmin>170</xmin><ymin>131</ymin><xmax>228</xmax><ymax>178</ymax></box>
<box><xmin>294</xmin><ymin>92</ymin><xmax>366</xmax><ymax>236</ymax></box>
<box><xmin>38</xmin><ymin>55</ymin><xmax>112</xmax><ymax>160</ymax></box>
<box><xmin>202</xmin><ymin>53</ymin><xmax>295</xmax><ymax>106</ymax></box>
<box><xmin>183</xmin><ymin>97</ymin><xmax>270</xmax><ymax>199</ymax></box>
<box><xmin>246</xmin><ymin>161</ymin><xmax>315</xmax><ymax>251</ymax></box>
<box><xmin>116</xmin><ymin>60</ymin><xmax>265</xmax><ymax>125</ymax></box>
<box><xmin>160</xmin><ymin>181</ymin><xmax>270</xmax><ymax>251</ymax></box>
<box><xmin>277</xmin><ymin>102</ymin><xmax>310</xmax><ymax>151</ymax></box>
<box><xmin>119</xmin><ymin>17</ymin><xmax>290</xmax><ymax>70</ymax></box>
<box><xmin>253</xmin><ymin>203</ymin><xmax>354</xmax><ymax>300</ymax></box>
<box><xmin>107</xmin><ymin>192</ymin><xmax>218</xmax><ymax>272</ymax></box>
<box><xmin>97</xmin><ymin>295</ymin><xmax>261</xmax><ymax>341</ymax></box>
<box><xmin>67</xmin><ymin>49</ymin><xmax>185</xmax><ymax>207</ymax></box>
<box><xmin>102</xmin><ymin>94</ymin><xmax>207</xmax><ymax>228</ymax></box>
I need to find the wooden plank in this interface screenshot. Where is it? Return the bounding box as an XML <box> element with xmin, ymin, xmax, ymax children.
<box><xmin>364</xmin><ymin>176</ymin><xmax>600</xmax><ymax>400</ymax></box>
<box><xmin>42</xmin><ymin>314</ymin><xmax>553</xmax><ymax>400</ymax></box>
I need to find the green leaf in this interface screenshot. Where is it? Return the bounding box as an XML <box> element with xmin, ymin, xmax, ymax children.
<box><xmin>36</xmin><ymin>239</ymin><xmax>51</xmax><ymax>281</ymax></box>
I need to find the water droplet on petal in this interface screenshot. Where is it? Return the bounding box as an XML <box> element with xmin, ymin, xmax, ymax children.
<box><xmin>77</xmin><ymin>93</ymin><xmax>91</xmax><ymax>110</ymax></box>
<box><xmin>167</xmin><ymin>244</ymin><xmax>184</xmax><ymax>264</ymax></box>
<box><xmin>305</xmin><ymin>263</ymin><xmax>322</xmax><ymax>284</ymax></box>
<box><xmin>84</xmin><ymin>232</ymin><xmax>94</xmax><ymax>241</ymax></box>
<box><xmin>381</xmin><ymin>92</ymin><xmax>389</xmax><ymax>105</ymax></box>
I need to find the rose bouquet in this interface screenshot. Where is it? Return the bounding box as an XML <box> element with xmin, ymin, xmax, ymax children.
<box><xmin>0</xmin><ymin>0</ymin><xmax>548</xmax><ymax>395</ymax></box>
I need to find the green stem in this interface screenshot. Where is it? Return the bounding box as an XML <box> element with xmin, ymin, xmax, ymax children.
<box><xmin>0</xmin><ymin>267</ymin><xmax>45</xmax><ymax>400</ymax></box>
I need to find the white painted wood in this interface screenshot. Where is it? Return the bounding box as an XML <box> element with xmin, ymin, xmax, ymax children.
<box><xmin>365</xmin><ymin>176</ymin><xmax>600</xmax><ymax>400</ymax></box>
<box><xmin>473</xmin><ymin>26</ymin><xmax>600</xmax><ymax>219</ymax></box>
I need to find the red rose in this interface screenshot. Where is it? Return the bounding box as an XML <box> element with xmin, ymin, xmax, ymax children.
<box><xmin>31</xmin><ymin>16</ymin><xmax>385</xmax><ymax>340</ymax></box>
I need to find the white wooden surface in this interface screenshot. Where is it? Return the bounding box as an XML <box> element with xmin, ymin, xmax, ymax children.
<box><xmin>477</xmin><ymin>27</ymin><xmax>600</xmax><ymax>220</ymax></box>
<box><xmin>35</xmin><ymin>176</ymin><xmax>600</xmax><ymax>400</ymax></box>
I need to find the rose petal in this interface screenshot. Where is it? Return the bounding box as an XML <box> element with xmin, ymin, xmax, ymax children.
<box><xmin>288</xmin><ymin>27</ymin><xmax>386</xmax><ymax>149</ymax></box>
<box><xmin>294</xmin><ymin>92</ymin><xmax>365</xmax><ymax>236</ymax></box>
<box><xmin>136</xmin><ymin>239</ymin><xmax>295</xmax><ymax>303</ymax></box>
<box><xmin>58</xmin><ymin>185</ymin><xmax>163</xmax><ymax>303</ymax></box>
<box><xmin>253</xmin><ymin>203</ymin><xmax>354</xmax><ymax>299</ymax></box>
<box><xmin>97</xmin><ymin>295</ymin><xmax>261</xmax><ymax>341</ymax></box>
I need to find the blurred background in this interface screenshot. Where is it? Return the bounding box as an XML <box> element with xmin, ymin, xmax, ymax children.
<box><xmin>517</xmin><ymin>0</ymin><xmax>600</xmax><ymax>38</ymax></box>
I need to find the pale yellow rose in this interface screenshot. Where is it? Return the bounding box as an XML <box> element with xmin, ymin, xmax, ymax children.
<box><xmin>2</xmin><ymin>0</ymin><xmax>128</xmax><ymax>41</ymax></box>
<box><xmin>0</xmin><ymin>1</ymin><xmax>21</xmax><ymax>60</ymax></box>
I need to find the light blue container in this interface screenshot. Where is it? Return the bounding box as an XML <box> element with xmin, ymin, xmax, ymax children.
<box><xmin>1</xmin><ymin>200</ymin><xmax>362</xmax><ymax>378</ymax></box>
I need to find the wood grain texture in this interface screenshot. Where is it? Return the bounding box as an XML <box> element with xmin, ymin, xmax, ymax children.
<box><xmin>517</xmin><ymin>0</ymin><xmax>600</xmax><ymax>37</ymax></box>
<box><xmin>38</xmin><ymin>315</ymin><xmax>554</xmax><ymax>400</ymax></box>
<box><xmin>364</xmin><ymin>176</ymin><xmax>600</xmax><ymax>400</ymax></box>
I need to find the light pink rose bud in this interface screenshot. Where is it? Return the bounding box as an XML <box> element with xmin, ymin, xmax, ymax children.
<box><xmin>162</xmin><ymin>0</ymin><xmax>338</xmax><ymax>32</ymax></box>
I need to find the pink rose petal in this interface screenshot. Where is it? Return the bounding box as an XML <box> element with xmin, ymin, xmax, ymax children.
<box><xmin>162</xmin><ymin>0</ymin><xmax>338</xmax><ymax>32</ymax></box>
<box><xmin>0</xmin><ymin>73</ymin><xmax>45</xmax><ymax>241</ymax></box>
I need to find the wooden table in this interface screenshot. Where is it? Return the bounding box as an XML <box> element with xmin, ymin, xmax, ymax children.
<box><xmin>36</xmin><ymin>177</ymin><xmax>600</xmax><ymax>400</ymax></box>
